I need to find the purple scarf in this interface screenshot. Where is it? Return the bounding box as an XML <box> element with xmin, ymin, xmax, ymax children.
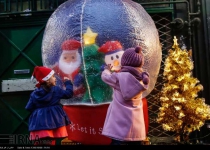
<box><xmin>120</xmin><ymin>66</ymin><xmax>143</xmax><ymax>81</ymax></box>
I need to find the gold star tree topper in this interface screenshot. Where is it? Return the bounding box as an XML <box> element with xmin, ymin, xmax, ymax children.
<box><xmin>172</xmin><ymin>36</ymin><xmax>179</xmax><ymax>48</ymax></box>
<box><xmin>83</xmin><ymin>27</ymin><xmax>98</xmax><ymax>45</ymax></box>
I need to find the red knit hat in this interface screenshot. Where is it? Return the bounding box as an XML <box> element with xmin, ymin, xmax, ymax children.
<box><xmin>121</xmin><ymin>46</ymin><xmax>144</xmax><ymax>67</ymax></box>
<box><xmin>98</xmin><ymin>41</ymin><xmax>123</xmax><ymax>54</ymax></box>
<box><xmin>31</xmin><ymin>66</ymin><xmax>55</xmax><ymax>87</ymax></box>
<box><xmin>61</xmin><ymin>39</ymin><xmax>81</xmax><ymax>51</ymax></box>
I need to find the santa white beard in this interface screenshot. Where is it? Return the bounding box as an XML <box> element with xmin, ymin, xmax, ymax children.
<box><xmin>58</xmin><ymin>52</ymin><xmax>81</xmax><ymax>74</ymax></box>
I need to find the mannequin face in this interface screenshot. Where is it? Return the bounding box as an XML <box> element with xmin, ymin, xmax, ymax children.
<box><xmin>58</xmin><ymin>51</ymin><xmax>81</xmax><ymax>74</ymax></box>
<box><xmin>61</xmin><ymin>51</ymin><xmax>77</xmax><ymax>63</ymax></box>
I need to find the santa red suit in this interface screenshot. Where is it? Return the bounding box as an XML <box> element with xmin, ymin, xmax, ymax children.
<box><xmin>52</xmin><ymin>39</ymin><xmax>85</xmax><ymax>97</ymax></box>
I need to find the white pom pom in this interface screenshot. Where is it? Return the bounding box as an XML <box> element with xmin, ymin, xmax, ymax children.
<box><xmin>31</xmin><ymin>75</ymin><xmax>34</xmax><ymax>81</ymax></box>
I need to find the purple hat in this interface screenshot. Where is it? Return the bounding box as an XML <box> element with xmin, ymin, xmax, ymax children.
<box><xmin>121</xmin><ymin>46</ymin><xmax>144</xmax><ymax>67</ymax></box>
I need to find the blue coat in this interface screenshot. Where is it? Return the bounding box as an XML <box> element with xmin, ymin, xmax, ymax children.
<box><xmin>25</xmin><ymin>80</ymin><xmax>73</xmax><ymax>131</ymax></box>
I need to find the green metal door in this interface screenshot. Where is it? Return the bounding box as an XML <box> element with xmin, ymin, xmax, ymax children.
<box><xmin>0</xmin><ymin>0</ymin><xmax>63</xmax><ymax>144</ymax></box>
<box><xmin>0</xmin><ymin>24</ymin><xmax>46</xmax><ymax>144</ymax></box>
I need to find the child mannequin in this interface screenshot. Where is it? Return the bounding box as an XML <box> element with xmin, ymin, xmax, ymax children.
<box><xmin>25</xmin><ymin>66</ymin><xmax>73</xmax><ymax>145</ymax></box>
<box><xmin>101</xmin><ymin>46</ymin><xmax>150</xmax><ymax>145</ymax></box>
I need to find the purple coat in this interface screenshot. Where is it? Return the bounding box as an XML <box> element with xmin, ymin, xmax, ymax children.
<box><xmin>101</xmin><ymin>69</ymin><xmax>148</xmax><ymax>141</ymax></box>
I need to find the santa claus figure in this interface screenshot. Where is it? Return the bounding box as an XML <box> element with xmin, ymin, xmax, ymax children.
<box><xmin>52</xmin><ymin>39</ymin><xmax>85</xmax><ymax>98</ymax></box>
<box><xmin>98</xmin><ymin>41</ymin><xmax>124</xmax><ymax>72</ymax></box>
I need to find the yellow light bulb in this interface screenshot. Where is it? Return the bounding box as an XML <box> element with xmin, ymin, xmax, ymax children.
<box><xmin>83</xmin><ymin>27</ymin><xmax>98</xmax><ymax>45</ymax></box>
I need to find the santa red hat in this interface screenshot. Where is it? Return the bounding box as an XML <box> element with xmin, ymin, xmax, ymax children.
<box><xmin>61</xmin><ymin>39</ymin><xmax>81</xmax><ymax>51</ymax></box>
<box><xmin>98</xmin><ymin>41</ymin><xmax>123</xmax><ymax>54</ymax></box>
<box><xmin>31</xmin><ymin>66</ymin><xmax>55</xmax><ymax>87</ymax></box>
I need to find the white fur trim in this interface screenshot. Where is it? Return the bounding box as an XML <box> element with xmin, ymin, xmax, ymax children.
<box><xmin>31</xmin><ymin>75</ymin><xmax>34</xmax><ymax>81</ymax></box>
<box><xmin>42</xmin><ymin>70</ymin><xmax>54</xmax><ymax>81</ymax></box>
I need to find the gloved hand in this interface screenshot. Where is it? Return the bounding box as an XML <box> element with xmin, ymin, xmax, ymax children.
<box><xmin>73</xmin><ymin>73</ymin><xmax>84</xmax><ymax>87</ymax></box>
<box><xmin>100</xmin><ymin>64</ymin><xmax>106</xmax><ymax>72</ymax></box>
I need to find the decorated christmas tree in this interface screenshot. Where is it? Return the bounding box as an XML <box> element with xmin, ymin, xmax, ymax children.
<box><xmin>81</xmin><ymin>27</ymin><xmax>113</xmax><ymax>104</ymax></box>
<box><xmin>156</xmin><ymin>36</ymin><xmax>210</xmax><ymax>143</ymax></box>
